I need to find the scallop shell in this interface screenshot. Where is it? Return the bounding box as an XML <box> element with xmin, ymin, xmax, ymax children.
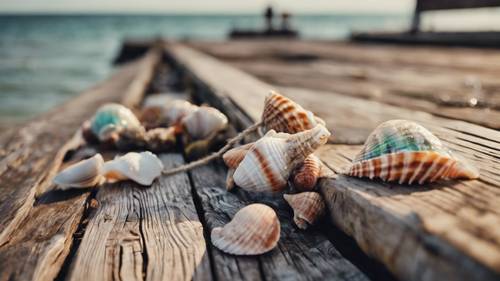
<box><xmin>345</xmin><ymin>120</ymin><xmax>479</xmax><ymax>184</ymax></box>
<box><xmin>284</xmin><ymin>192</ymin><xmax>325</xmax><ymax>229</ymax></box>
<box><xmin>89</xmin><ymin>103</ymin><xmax>142</xmax><ymax>142</ymax></box>
<box><xmin>233</xmin><ymin>124</ymin><xmax>330</xmax><ymax>192</ymax></box>
<box><xmin>53</xmin><ymin>154</ymin><xmax>105</xmax><ymax>189</ymax></box>
<box><xmin>222</xmin><ymin>142</ymin><xmax>255</xmax><ymax>169</ymax></box>
<box><xmin>292</xmin><ymin>154</ymin><xmax>323</xmax><ymax>191</ymax></box>
<box><xmin>262</xmin><ymin>90</ymin><xmax>325</xmax><ymax>134</ymax></box>
<box><xmin>103</xmin><ymin>151</ymin><xmax>164</xmax><ymax>186</ymax></box>
<box><xmin>182</xmin><ymin>106</ymin><xmax>228</xmax><ymax>140</ymax></box>
<box><xmin>211</xmin><ymin>204</ymin><xmax>280</xmax><ymax>255</ymax></box>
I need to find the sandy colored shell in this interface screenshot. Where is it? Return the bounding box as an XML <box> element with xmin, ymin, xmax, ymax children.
<box><xmin>211</xmin><ymin>204</ymin><xmax>280</xmax><ymax>255</ymax></box>
<box><xmin>89</xmin><ymin>103</ymin><xmax>142</xmax><ymax>142</ymax></box>
<box><xmin>222</xmin><ymin>142</ymin><xmax>255</xmax><ymax>169</ymax></box>
<box><xmin>345</xmin><ymin>120</ymin><xmax>479</xmax><ymax>184</ymax></box>
<box><xmin>53</xmin><ymin>154</ymin><xmax>105</xmax><ymax>189</ymax></box>
<box><xmin>233</xmin><ymin>124</ymin><xmax>330</xmax><ymax>193</ymax></box>
<box><xmin>182</xmin><ymin>106</ymin><xmax>228</xmax><ymax>140</ymax></box>
<box><xmin>284</xmin><ymin>192</ymin><xmax>325</xmax><ymax>229</ymax></box>
<box><xmin>292</xmin><ymin>154</ymin><xmax>323</xmax><ymax>191</ymax></box>
<box><xmin>103</xmin><ymin>151</ymin><xmax>164</xmax><ymax>186</ymax></box>
<box><xmin>262</xmin><ymin>90</ymin><xmax>325</xmax><ymax>134</ymax></box>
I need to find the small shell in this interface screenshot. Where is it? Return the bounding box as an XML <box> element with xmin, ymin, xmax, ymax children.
<box><xmin>140</xmin><ymin>99</ymin><xmax>198</xmax><ymax>129</ymax></box>
<box><xmin>345</xmin><ymin>120</ymin><xmax>479</xmax><ymax>184</ymax></box>
<box><xmin>103</xmin><ymin>151</ymin><xmax>164</xmax><ymax>186</ymax></box>
<box><xmin>262</xmin><ymin>90</ymin><xmax>325</xmax><ymax>134</ymax></box>
<box><xmin>53</xmin><ymin>154</ymin><xmax>105</xmax><ymax>189</ymax></box>
<box><xmin>233</xmin><ymin>124</ymin><xmax>330</xmax><ymax>192</ymax></box>
<box><xmin>182</xmin><ymin>106</ymin><xmax>228</xmax><ymax>140</ymax></box>
<box><xmin>292</xmin><ymin>154</ymin><xmax>323</xmax><ymax>191</ymax></box>
<box><xmin>284</xmin><ymin>192</ymin><xmax>325</xmax><ymax>229</ymax></box>
<box><xmin>89</xmin><ymin>103</ymin><xmax>142</xmax><ymax>142</ymax></box>
<box><xmin>144</xmin><ymin>127</ymin><xmax>177</xmax><ymax>152</ymax></box>
<box><xmin>164</xmin><ymin>100</ymin><xmax>199</xmax><ymax>126</ymax></box>
<box><xmin>211</xmin><ymin>204</ymin><xmax>280</xmax><ymax>255</ymax></box>
<box><xmin>222</xmin><ymin>142</ymin><xmax>255</xmax><ymax>169</ymax></box>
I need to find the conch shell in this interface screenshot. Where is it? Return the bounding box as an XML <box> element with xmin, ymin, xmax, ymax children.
<box><xmin>181</xmin><ymin>106</ymin><xmax>228</xmax><ymax>140</ymax></box>
<box><xmin>211</xmin><ymin>204</ymin><xmax>280</xmax><ymax>255</ymax></box>
<box><xmin>88</xmin><ymin>103</ymin><xmax>142</xmax><ymax>142</ymax></box>
<box><xmin>222</xmin><ymin>142</ymin><xmax>255</xmax><ymax>169</ymax></box>
<box><xmin>261</xmin><ymin>90</ymin><xmax>325</xmax><ymax>134</ymax></box>
<box><xmin>233</xmin><ymin>124</ymin><xmax>330</xmax><ymax>192</ymax></box>
<box><xmin>103</xmin><ymin>151</ymin><xmax>164</xmax><ymax>186</ymax></box>
<box><xmin>284</xmin><ymin>192</ymin><xmax>325</xmax><ymax>229</ymax></box>
<box><xmin>345</xmin><ymin>120</ymin><xmax>479</xmax><ymax>184</ymax></box>
<box><xmin>292</xmin><ymin>154</ymin><xmax>323</xmax><ymax>191</ymax></box>
<box><xmin>53</xmin><ymin>154</ymin><xmax>105</xmax><ymax>189</ymax></box>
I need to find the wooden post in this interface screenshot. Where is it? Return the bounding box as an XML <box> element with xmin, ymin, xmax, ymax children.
<box><xmin>410</xmin><ymin>0</ymin><xmax>421</xmax><ymax>33</ymax></box>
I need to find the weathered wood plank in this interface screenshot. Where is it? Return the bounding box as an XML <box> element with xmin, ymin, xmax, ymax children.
<box><xmin>189</xmin><ymin>163</ymin><xmax>369</xmax><ymax>281</ymax></box>
<box><xmin>67</xmin><ymin>154</ymin><xmax>212</xmax><ymax>281</ymax></box>
<box><xmin>0</xmin><ymin>49</ymin><xmax>161</xmax><ymax>281</ymax></box>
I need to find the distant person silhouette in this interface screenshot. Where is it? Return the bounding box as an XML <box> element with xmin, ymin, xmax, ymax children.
<box><xmin>281</xmin><ymin>12</ymin><xmax>291</xmax><ymax>31</ymax></box>
<box><xmin>265</xmin><ymin>6</ymin><xmax>274</xmax><ymax>31</ymax></box>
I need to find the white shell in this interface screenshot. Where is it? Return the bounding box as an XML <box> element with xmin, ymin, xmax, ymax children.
<box><xmin>103</xmin><ymin>151</ymin><xmax>163</xmax><ymax>185</ymax></box>
<box><xmin>222</xmin><ymin>142</ymin><xmax>255</xmax><ymax>169</ymax></box>
<box><xmin>233</xmin><ymin>124</ymin><xmax>330</xmax><ymax>192</ymax></box>
<box><xmin>182</xmin><ymin>106</ymin><xmax>228</xmax><ymax>140</ymax></box>
<box><xmin>164</xmin><ymin>100</ymin><xmax>199</xmax><ymax>126</ymax></box>
<box><xmin>211</xmin><ymin>203</ymin><xmax>280</xmax><ymax>255</ymax></box>
<box><xmin>53</xmin><ymin>154</ymin><xmax>105</xmax><ymax>189</ymax></box>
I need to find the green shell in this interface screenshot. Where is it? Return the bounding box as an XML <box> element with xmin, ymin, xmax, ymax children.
<box><xmin>354</xmin><ymin>120</ymin><xmax>450</xmax><ymax>162</ymax></box>
<box><xmin>90</xmin><ymin>103</ymin><xmax>141</xmax><ymax>137</ymax></box>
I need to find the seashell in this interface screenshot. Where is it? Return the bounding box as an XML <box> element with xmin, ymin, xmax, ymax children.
<box><xmin>233</xmin><ymin>124</ymin><xmax>330</xmax><ymax>192</ymax></box>
<box><xmin>284</xmin><ymin>192</ymin><xmax>325</xmax><ymax>230</ymax></box>
<box><xmin>292</xmin><ymin>154</ymin><xmax>323</xmax><ymax>191</ymax></box>
<box><xmin>89</xmin><ymin>103</ymin><xmax>142</xmax><ymax>142</ymax></box>
<box><xmin>53</xmin><ymin>154</ymin><xmax>105</xmax><ymax>189</ymax></box>
<box><xmin>211</xmin><ymin>203</ymin><xmax>280</xmax><ymax>255</ymax></box>
<box><xmin>182</xmin><ymin>106</ymin><xmax>228</xmax><ymax>140</ymax></box>
<box><xmin>345</xmin><ymin>120</ymin><xmax>479</xmax><ymax>184</ymax></box>
<box><xmin>103</xmin><ymin>151</ymin><xmax>164</xmax><ymax>186</ymax></box>
<box><xmin>261</xmin><ymin>90</ymin><xmax>325</xmax><ymax>134</ymax></box>
<box><xmin>226</xmin><ymin>168</ymin><xmax>236</xmax><ymax>191</ymax></box>
<box><xmin>140</xmin><ymin>99</ymin><xmax>198</xmax><ymax>129</ymax></box>
<box><xmin>222</xmin><ymin>142</ymin><xmax>255</xmax><ymax>169</ymax></box>
<box><xmin>144</xmin><ymin>127</ymin><xmax>177</xmax><ymax>152</ymax></box>
<box><xmin>113</xmin><ymin>126</ymin><xmax>147</xmax><ymax>151</ymax></box>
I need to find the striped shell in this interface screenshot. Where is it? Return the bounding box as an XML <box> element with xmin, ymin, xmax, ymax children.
<box><xmin>233</xmin><ymin>124</ymin><xmax>330</xmax><ymax>192</ymax></box>
<box><xmin>345</xmin><ymin>120</ymin><xmax>479</xmax><ymax>184</ymax></box>
<box><xmin>53</xmin><ymin>154</ymin><xmax>105</xmax><ymax>190</ymax></box>
<box><xmin>90</xmin><ymin>103</ymin><xmax>142</xmax><ymax>142</ymax></box>
<box><xmin>284</xmin><ymin>192</ymin><xmax>325</xmax><ymax>229</ymax></box>
<box><xmin>182</xmin><ymin>106</ymin><xmax>228</xmax><ymax>140</ymax></box>
<box><xmin>292</xmin><ymin>154</ymin><xmax>323</xmax><ymax>191</ymax></box>
<box><xmin>222</xmin><ymin>142</ymin><xmax>255</xmax><ymax>169</ymax></box>
<box><xmin>262</xmin><ymin>90</ymin><xmax>325</xmax><ymax>134</ymax></box>
<box><xmin>103</xmin><ymin>151</ymin><xmax>164</xmax><ymax>186</ymax></box>
<box><xmin>211</xmin><ymin>204</ymin><xmax>280</xmax><ymax>255</ymax></box>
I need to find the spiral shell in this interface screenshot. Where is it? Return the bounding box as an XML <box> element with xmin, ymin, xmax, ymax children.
<box><xmin>182</xmin><ymin>106</ymin><xmax>228</xmax><ymax>140</ymax></box>
<box><xmin>292</xmin><ymin>154</ymin><xmax>323</xmax><ymax>191</ymax></box>
<box><xmin>103</xmin><ymin>151</ymin><xmax>164</xmax><ymax>186</ymax></box>
<box><xmin>211</xmin><ymin>204</ymin><xmax>280</xmax><ymax>255</ymax></box>
<box><xmin>89</xmin><ymin>103</ymin><xmax>142</xmax><ymax>142</ymax></box>
<box><xmin>345</xmin><ymin>120</ymin><xmax>479</xmax><ymax>184</ymax></box>
<box><xmin>222</xmin><ymin>142</ymin><xmax>255</xmax><ymax>169</ymax></box>
<box><xmin>53</xmin><ymin>154</ymin><xmax>105</xmax><ymax>189</ymax></box>
<box><xmin>262</xmin><ymin>90</ymin><xmax>325</xmax><ymax>134</ymax></box>
<box><xmin>284</xmin><ymin>192</ymin><xmax>325</xmax><ymax>229</ymax></box>
<box><xmin>233</xmin><ymin>124</ymin><xmax>330</xmax><ymax>193</ymax></box>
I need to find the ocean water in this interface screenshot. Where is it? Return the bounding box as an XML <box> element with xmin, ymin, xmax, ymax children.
<box><xmin>0</xmin><ymin>14</ymin><xmax>408</xmax><ymax>123</ymax></box>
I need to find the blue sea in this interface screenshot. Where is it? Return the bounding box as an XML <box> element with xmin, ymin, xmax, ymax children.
<box><xmin>0</xmin><ymin>14</ymin><xmax>408</xmax><ymax>124</ymax></box>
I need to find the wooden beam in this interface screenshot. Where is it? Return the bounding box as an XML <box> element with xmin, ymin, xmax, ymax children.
<box><xmin>417</xmin><ymin>0</ymin><xmax>500</xmax><ymax>11</ymax></box>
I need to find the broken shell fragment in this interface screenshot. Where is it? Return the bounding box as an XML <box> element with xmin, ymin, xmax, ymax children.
<box><xmin>284</xmin><ymin>192</ymin><xmax>325</xmax><ymax>230</ymax></box>
<box><xmin>182</xmin><ymin>106</ymin><xmax>228</xmax><ymax>140</ymax></box>
<box><xmin>53</xmin><ymin>154</ymin><xmax>105</xmax><ymax>189</ymax></box>
<box><xmin>103</xmin><ymin>151</ymin><xmax>164</xmax><ymax>186</ymax></box>
<box><xmin>211</xmin><ymin>204</ymin><xmax>280</xmax><ymax>255</ymax></box>
<box><xmin>292</xmin><ymin>154</ymin><xmax>323</xmax><ymax>191</ymax></box>
<box><xmin>89</xmin><ymin>103</ymin><xmax>142</xmax><ymax>142</ymax></box>
<box><xmin>345</xmin><ymin>120</ymin><xmax>479</xmax><ymax>184</ymax></box>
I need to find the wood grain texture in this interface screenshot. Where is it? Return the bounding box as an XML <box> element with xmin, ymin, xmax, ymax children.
<box><xmin>189</xmin><ymin>163</ymin><xmax>369</xmax><ymax>281</ymax></box>
<box><xmin>0</xmin><ymin>49</ymin><xmax>161</xmax><ymax>281</ymax></box>
<box><xmin>187</xmin><ymin>40</ymin><xmax>500</xmax><ymax>129</ymax></box>
<box><xmin>67</xmin><ymin>154</ymin><xmax>211</xmax><ymax>281</ymax></box>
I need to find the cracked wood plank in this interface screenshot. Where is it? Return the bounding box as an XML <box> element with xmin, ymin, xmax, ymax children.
<box><xmin>67</xmin><ymin>154</ymin><xmax>212</xmax><ymax>281</ymax></box>
<box><xmin>0</xmin><ymin>49</ymin><xmax>161</xmax><ymax>281</ymax></box>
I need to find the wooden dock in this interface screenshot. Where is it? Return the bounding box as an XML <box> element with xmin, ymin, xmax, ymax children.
<box><xmin>0</xmin><ymin>39</ymin><xmax>499</xmax><ymax>281</ymax></box>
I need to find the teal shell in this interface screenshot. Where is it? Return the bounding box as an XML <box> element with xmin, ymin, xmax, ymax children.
<box><xmin>90</xmin><ymin>103</ymin><xmax>141</xmax><ymax>137</ymax></box>
<box><xmin>354</xmin><ymin>120</ymin><xmax>451</xmax><ymax>162</ymax></box>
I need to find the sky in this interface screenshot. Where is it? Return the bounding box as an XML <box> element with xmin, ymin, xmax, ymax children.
<box><xmin>0</xmin><ymin>0</ymin><xmax>415</xmax><ymax>14</ymax></box>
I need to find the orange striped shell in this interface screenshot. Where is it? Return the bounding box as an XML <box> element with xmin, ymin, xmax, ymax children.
<box><xmin>345</xmin><ymin>120</ymin><xmax>479</xmax><ymax>184</ymax></box>
<box><xmin>222</xmin><ymin>142</ymin><xmax>255</xmax><ymax>169</ymax></box>
<box><xmin>262</xmin><ymin>91</ymin><xmax>325</xmax><ymax>134</ymax></box>
<box><xmin>292</xmin><ymin>154</ymin><xmax>323</xmax><ymax>191</ymax></box>
<box><xmin>284</xmin><ymin>192</ymin><xmax>325</xmax><ymax>229</ymax></box>
<box><xmin>211</xmin><ymin>204</ymin><xmax>280</xmax><ymax>255</ymax></box>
